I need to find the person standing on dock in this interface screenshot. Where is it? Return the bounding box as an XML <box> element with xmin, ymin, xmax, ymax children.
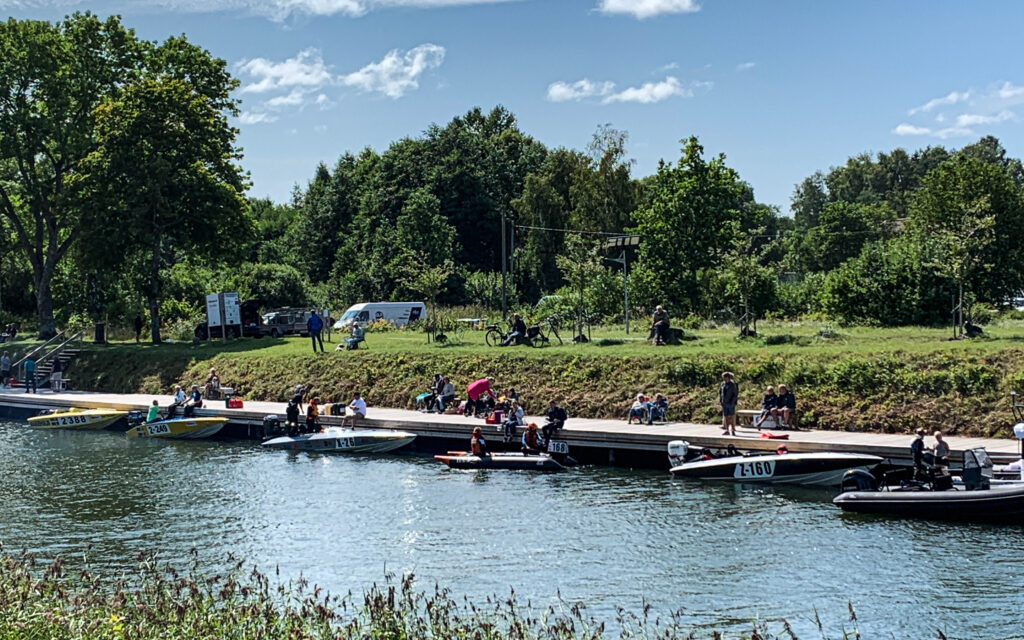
<box><xmin>1</xmin><ymin>351</ymin><xmax>11</xmax><ymax>388</ymax></box>
<box><xmin>719</xmin><ymin>372</ymin><xmax>738</xmax><ymax>436</ymax></box>
<box><xmin>133</xmin><ymin>313</ymin><xmax>144</xmax><ymax>344</ymax></box>
<box><xmin>23</xmin><ymin>356</ymin><xmax>36</xmax><ymax>394</ymax></box>
<box><xmin>307</xmin><ymin>310</ymin><xmax>325</xmax><ymax>353</ymax></box>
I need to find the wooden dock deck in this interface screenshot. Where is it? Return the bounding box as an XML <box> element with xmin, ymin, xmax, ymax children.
<box><xmin>1</xmin><ymin>388</ymin><xmax>1020</xmax><ymax>468</ymax></box>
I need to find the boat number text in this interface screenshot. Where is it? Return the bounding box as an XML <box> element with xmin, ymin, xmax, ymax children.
<box><xmin>337</xmin><ymin>438</ymin><xmax>354</xmax><ymax>449</ymax></box>
<box><xmin>733</xmin><ymin>459</ymin><xmax>776</xmax><ymax>479</ymax></box>
<box><xmin>145</xmin><ymin>423</ymin><xmax>171</xmax><ymax>436</ymax></box>
<box><xmin>547</xmin><ymin>440</ymin><xmax>569</xmax><ymax>454</ymax></box>
<box><xmin>55</xmin><ymin>415</ymin><xmax>91</xmax><ymax>426</ymax></box>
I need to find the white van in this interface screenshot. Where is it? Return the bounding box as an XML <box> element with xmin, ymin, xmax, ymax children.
<box><xmin>333</xmin><ymin>302</ymin><xmax>426</xmax><ymax>329</ymax></box>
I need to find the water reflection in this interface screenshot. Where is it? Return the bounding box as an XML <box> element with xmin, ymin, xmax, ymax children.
<box><xmin>0</xmin><ymin>421</ymin><xmax>1020</xmax><ymax>637</ymax></box>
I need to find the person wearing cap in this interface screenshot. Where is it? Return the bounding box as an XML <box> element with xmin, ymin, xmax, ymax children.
<box><xmin>627</xmin><ymin>393</ymin><xmax>649</xmax><ymax>424</ymax></box>
<box><xmin>342</xmin><ymin>392</ymin><xmax>367</xmax><ymax>428</ymax></box>
<box><xmin>719</xmin><ymin>372</ymin><xmax>739</xmax><ymax>436</ymax></box>
<box><xmin>471</xmin><ymin>426</ymin><xmax>490</xmax><ymax>457</ymax></box>
<box><xmin>521</xmin><ymin>423</ymin><xmax>542</xmax><ymax>455</ymax></box>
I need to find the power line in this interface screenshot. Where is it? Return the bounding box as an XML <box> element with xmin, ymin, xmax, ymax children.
<box><xmin>513</xmin><ymin>224</ymin><xmax>637</xmax><ymax>237</ymax></box>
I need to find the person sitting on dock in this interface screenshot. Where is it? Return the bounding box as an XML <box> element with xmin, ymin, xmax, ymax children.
<box><xmin>754</xmin><ymin>386</ymin><xmax>777</xmax><ymax>429</ymax></box>
<box><xmin>627</xmin><ymin>394</ymin><xmax>649</xmax><ymax>424</ymax></box>
<box><xmin>183</xmin><ymin>385</ymin><xmax>203</xmax><ymax>417</ymax></box>
<box><xmin>773</xmin><ymin>384</ymin><xmax>796</xmax><ymax>429</ymax></box>
<box><xmin>167</xmin><ymin>385</ymin><xmax>186</xmax><ymax>419</ymax></box>
<box><xmin>434</xmin><ymin>377</ymin><xmax>456</xmax><ymax>412</ymax></box>
<box><xmin>542</xmin><ymin>400</ymin><xmax>567</xmax><ymax>444</ymax></box>
<box><xmin>649</xmin><ymin>394</ymin><xmax>669</xmax><ymax>423</ymax></box>
<box><xmin>471</xmin><ymin>426</ymin><xmax>490</xmax><ymax>458</ymax></box>
<box><xmin>465</xmin><ymin>377</ymin><xmax>496</xmax><ymax>417</ymax></box>
<box><xmin>147</xmin><ymin>400</ymin><xmax>160</xmax><ymax>423</ymax></box>
<box><xmin>342</xmin><ymin>392</ymin><xmax>367</xmax><ymax>428</ymax></box>
<box><xmin>521</xmin><ymin>423</ymin><xmax>542</xmax><ymax>455</ymax></box>
<box><xmin>503</xmin><ymin>400</ymin><xmax>525</xmax><ymax>442</ymax></box>
<box><xmin>305</xmin><ymin>397</ymin><xmax>321</xmax><ymax>433</ymax></box>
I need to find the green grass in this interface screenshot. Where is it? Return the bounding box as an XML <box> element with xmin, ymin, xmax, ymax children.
<box><xmin>64</xmin><ymin>319</ymin><xmax>1024</xmax><ymax>438</ymax></box>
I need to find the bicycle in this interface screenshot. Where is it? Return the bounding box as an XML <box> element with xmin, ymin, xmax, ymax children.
<box><xmin>484</xmin><ymin>322</ymin><xmax>509</xmax><ymax>347</ymax></box>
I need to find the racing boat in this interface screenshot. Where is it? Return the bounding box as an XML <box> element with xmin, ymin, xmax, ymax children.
<box><xmin>28</xmin><ymin>408</ymin><xmax>128</xmax><ymax>431</ymax></box>
<box><xmin>261</xmin><ymin>426</ymin><xmax>416</xmax><ymax>453</ymax></box>
<box><xmin>125</xmin><ymin>417</ymin><xmax>228</xmax><ymax>440</ymax></box>
<box><xmin>667</xmin><ymin>440</ymin><xmax>882</xmax><ymax>487</ymax></box>
<box><xmin>436</xmin><ymin>440</ymin><xmax>578</xmax><ymax>471</ymax></box>
<box><xmin>834</xmin><ymin>448</ymin><xmax>1024</xmax><ymax>524</ymax></box>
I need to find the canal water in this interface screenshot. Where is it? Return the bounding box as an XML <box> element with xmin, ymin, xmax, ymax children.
<box><xmin>0</xmin><ymin>421</ymin><xmax>1020</xmax><ymax>639</ymax></box>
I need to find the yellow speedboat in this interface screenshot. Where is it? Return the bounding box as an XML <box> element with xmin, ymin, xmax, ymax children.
<box><xmin>125</xmin><ymin>417</ymin><xmax>228</xmax><ymax>440</ymax></box>
<box><xmin>28</xmin><ymin>408</ymin><xmax>127</xmax><ymax>431</ymax></box>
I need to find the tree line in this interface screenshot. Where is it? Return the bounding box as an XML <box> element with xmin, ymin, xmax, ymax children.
<box><xmin>2</xmin><ymin>14</ymin><xmax>1023</xmax><ymax>341</ymax></box>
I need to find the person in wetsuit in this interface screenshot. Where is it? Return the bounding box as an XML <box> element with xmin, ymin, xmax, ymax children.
<box><xmin>470</xmin><ymin>426</ymin><xmax>490</xmax><ymax>458</ymax></box>
<box><xmin>285</xmin><ymin>395</ymin><xmax>301</xmax><ymax>436</ymax></box>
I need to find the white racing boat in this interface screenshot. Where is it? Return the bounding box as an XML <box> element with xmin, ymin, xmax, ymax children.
<box><xmin>667</xmin><ymin>440</ymin><xmax>883</xmax><ymax>487</ymax></box>
<box><xmin>261</xmin><ymin>426</ymin><xmax>416</xmax><ymax>454</ymax></box>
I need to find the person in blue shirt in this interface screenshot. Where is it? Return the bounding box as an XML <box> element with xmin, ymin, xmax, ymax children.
<box><xmin>307</xmin><ymin>310</ymin><xmax>325</xmax><ymax>353</ymax></box>
<box><xmin>23</xmin><ymin>357</ymin><xmax>36</xmax><ymax>394</ymax></box>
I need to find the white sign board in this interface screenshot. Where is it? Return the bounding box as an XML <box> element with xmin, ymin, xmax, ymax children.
<box><xmin>223</xmin><ymin>292</ymin><xmax>241</xmax><ymax>326</ymax></box>
<box><xmin>206</xmin><ymin>294</ymin><xmax>222</xmax><ymax>327</ymax></box>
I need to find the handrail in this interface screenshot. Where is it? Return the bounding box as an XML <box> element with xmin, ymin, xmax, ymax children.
<box><xmin>11</xmin><ymin>330</ymin><xmax>66</xmax><ymax>370</ymax></box>
<box><xmin>35</xmin><ymin>331</ymin><xmax>83</xmax><ymax>367</ymax></box>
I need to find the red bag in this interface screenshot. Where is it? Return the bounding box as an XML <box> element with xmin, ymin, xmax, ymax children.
<box><xmin>227</xmin><ymin>397</ymin><xmax>244</xmax><ymax>409</ymax></box>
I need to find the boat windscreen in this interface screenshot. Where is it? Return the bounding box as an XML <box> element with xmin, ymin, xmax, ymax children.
<box><xmin>965</xmin><ymin>448</ymin><xmax>993</xmax><ymax>471</ymax></box>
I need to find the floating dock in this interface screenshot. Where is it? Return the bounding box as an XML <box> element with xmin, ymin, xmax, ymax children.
<box><xmin>1</xmin><ymin>388</ymin><xmax>1019</xmax><ymax>469</ymax></box>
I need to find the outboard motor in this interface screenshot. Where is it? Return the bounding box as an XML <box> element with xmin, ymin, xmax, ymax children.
<box><xmin>125</xmin><ymin>410</ymin><xmax>146</xmax><ymax>429</ymax></box>
<box><xmin>840</xmin><ymin>468</ymin><xmax>877</xmax><ymax>493</ymax></box>
<box><xmin>1015</xmin><ymin>423</ymin><xmax>1024</xmax><ymax>481</ymax></box>
<box><xmin>667</xmin><ymin>440</ymin><xmax>689</xmax><ymax>468</ymax></box>
<box><xmin>263</xmin><ymin>414</ymin><xmax>282</xmax><ymax>438</ymax></box>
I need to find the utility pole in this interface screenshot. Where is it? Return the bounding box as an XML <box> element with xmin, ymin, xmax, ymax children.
<box><xmin>500</xmin><ymin>210</ymin><xmax>507</xmax><ymax>319</ymax></box>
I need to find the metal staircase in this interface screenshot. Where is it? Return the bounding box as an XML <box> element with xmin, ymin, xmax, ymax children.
<box><xmin>10</xmin><ymin>330</ymin><xmax>83</xmax><ymax>390</ymax></box>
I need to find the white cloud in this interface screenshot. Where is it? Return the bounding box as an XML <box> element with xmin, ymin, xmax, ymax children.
<box><xmin>895</xmin><ymin>82</ymin><xmax>1024</xmax><ymax>139</ymax></box>
<box><xmin>603</xmin><ymin>76</ymin><xmax>691</xmax><ymax>104</ymax></box>
<box><xmin>265</xmin><ymin>89</ymin><xmax>309</xmax><ymax>108</ymax></box>
<box><xmin>52</xmin><ymin>0</ymin><xmax>519</xmax><ymax>20</ymax></box>
<box><xmin>238</xmin><ymin>111</ymin><xmax>279</xmax><ymax>125</ymax></box>
<box><xmin>736</xmin><ymin>61</ymin><xmax>755</xmax><ymax>71</ymax></box>
<box><xmin>597</xmin><ymin>0</ymin><xmax>699</xmax><ymax>19</ymax></box>
<box><xmin>892</xmin><ymin>123</ymin><xmax>931</xmax><ymax>136</ymax></box>
<box><xmin>340</xmin><ymin>43</ymin><xmax>445</xmax><ymax>98</ymax></box>
<box><xmin>546</xmin><ymin>79</ymin><xmax>615</xmax><ymax>102</ymax></box>
<box><xmin>907</xmin><ymin>90</ymin><xmax>970</xmax><ymax>115</ymax></box>
<box><xmin>955</xmin><ymin>110</ymin><xmax>1014</xmax><ymax>127</ymax></box>
<box><xmin>236</xmin><ymin>48</ymin><xmax>332</xmax><ymax>94</ymax></box>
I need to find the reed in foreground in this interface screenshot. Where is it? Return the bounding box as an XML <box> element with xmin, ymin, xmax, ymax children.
<box><xmin>0</xmin><ymin>549</ymin><xmax>940</xmax><ymax>639</ymax></box>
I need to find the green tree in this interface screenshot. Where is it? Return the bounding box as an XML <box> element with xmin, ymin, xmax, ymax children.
<box><xmin>632</xmin><ymin>137</ymin><xmax>744</xmax><ymax>313</ymax></box>
<box><xmin>78</xmin><ymin>36</ymin><xmax>249</xmax><ymax>343</ymax></box>
<box><xmin>0</xmin><ymin>14</ymin><xmax>143</xmax><ymax>336</ymax></box>
<box><xmin>910</xmin><ymin>155</ymin><xmax>1024</xmax><ymax>336</ymax></box>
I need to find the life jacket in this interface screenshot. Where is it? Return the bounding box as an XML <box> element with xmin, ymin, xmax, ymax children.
<box><xmin>471</xmin><ymin>436</ymin><xmax>486</xmax><ymax>456</ymax></box>
<box><xmin>523</xmin><ymin>429</ymin><xmax>539</xmax><ymax>449</ymax></box>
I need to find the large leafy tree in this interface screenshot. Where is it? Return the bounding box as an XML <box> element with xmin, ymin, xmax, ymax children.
<box><xmin>78</xmin><ymin>36</ymin><xmax>249</xmax><ymax>343</ymax></box>
<box><xmin>0</xmin><ymin>14</ymin><xmax>142</xmax><ymax>336</ymax></box>
<box><xmin>632</xmin><ymin>137</ymin><xmax>744</xmax><ymax>313</ymax></box>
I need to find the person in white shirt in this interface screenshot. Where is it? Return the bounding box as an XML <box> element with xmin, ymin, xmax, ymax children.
<box><xmin>434</xmin><ymin>377</ymin><xmax>456</xmax><ymax>412</ymax></box>
<box><xmin>342</xmin><ymin>392</ymin><xmax>367</xmax><ymax>428</ymax></box>
<box><xmin>168</xmin><ymin>385</ymin><xmax>186</xmax><ymax>418</ymax></box>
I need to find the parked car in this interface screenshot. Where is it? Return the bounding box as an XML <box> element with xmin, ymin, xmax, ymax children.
<box><xmin>261</xmin><ymin>308</ymin><xmax>311</xmax><ymax>338</ymax></box>
<box><xmin>333</xmin><ymin>302</ymin><xmax>426</xmax><ymax>329</ymax></box>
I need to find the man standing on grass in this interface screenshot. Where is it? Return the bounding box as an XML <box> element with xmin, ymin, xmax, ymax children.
<box><xmin>307</xmin><ymin>310</ymin><xmax>324</xmax><ymax>353</ymax></box>
<box><xmin>720</xmin><ymin>371</ymin><xmax>738</xmax><ymax>436</ymax></box>
<box><xmin>133</xmin><ymin>313</ymin><xmax>144</xmax><ymax>344</ymax></box>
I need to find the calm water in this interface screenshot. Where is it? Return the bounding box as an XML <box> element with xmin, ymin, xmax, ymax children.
<box><xmin>0</xmin><ymin>421</ymin><xmax>1021</xmax><ymax>639</ymax></box>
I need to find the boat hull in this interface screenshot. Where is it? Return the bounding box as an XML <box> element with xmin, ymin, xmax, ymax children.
<box><xmin>435</xmin><ymin>452</ymin><xmax>569</xmax><ymax>471</ymax></box>
<box><xmin>125</xmin><ymin>418</ymin><xmax>228</xmax><ymax>440</ymax></box>
<box><xmin>834</xmin><ymin>485</ymin><xmax>1024</xmax><ymax>524</ymax></box>
<box><xmin>670</xmin><ymin>452</ymin><xmax>883</xmax><ymax>487</ymax></box>
<box><xmin>261</xmin><ymin>427</ymin><xmax>415</xmax><ymax>453</ymax></box>
<box><xmin>28</xmin><ymin>409</ymin><xmax>127</xmax><ymax>431</ymax></box>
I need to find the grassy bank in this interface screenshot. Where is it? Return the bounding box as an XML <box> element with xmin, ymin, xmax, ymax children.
<box><xmin>67</xmin><ymin>321</ymin><xmax>1024</xmax><ymax>437</ymax></box>
<box><xmin>0</xmin><ymin>550</ymin><xmax>886</xmax><ymax>639</ymax></box>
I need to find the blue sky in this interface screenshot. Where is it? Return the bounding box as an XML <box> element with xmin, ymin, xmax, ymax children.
<box><xmin>4</xmin><ymin>0</ymin><xmax>1024</xmax><ymax>212</ymax></box>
